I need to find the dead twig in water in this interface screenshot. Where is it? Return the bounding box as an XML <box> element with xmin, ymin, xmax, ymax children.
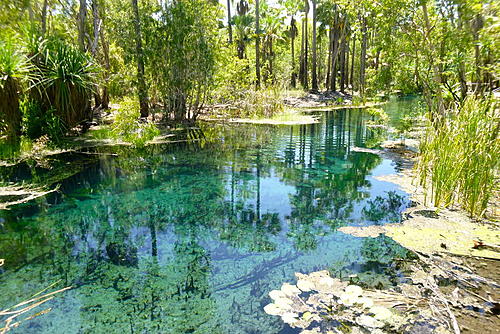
<box><xmin>0</xmin><ymin>279</ymin><xmax>71</xmax><ymax>334</ymax></box>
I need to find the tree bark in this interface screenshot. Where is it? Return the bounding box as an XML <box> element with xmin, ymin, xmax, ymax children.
<box><xmin>329</xmin><ymin>28</ymin><xmax>339</xmax><ymax>91</ymax></box>
<box><xmin>291</xmin><ymin>16</ymin><xmax>297</xmax><ymax>88</ymax></box>
<box><xmin>78</xmin><ymin>0</ymin><xmax>87</xmax><ymax>52</ymax></box>
<box><xmin>303</xmin><ymin>0</ymin><xmax>309</xmax><ymax>89</ymax></box>
<box><xmin>350</xmin><ymin>34</ymin><xmax>355</xmax><ymax>92</ymax></box>
<box><xmin>100</xmin><ymin>4</ymin><xmax>110</xmax><ymax>109</ymax></box>
<box><xmin>255</xmin><ymin>0</ymin><xmax>261</xmax><ymax>88</ymax></box>
<box><xmin>359</xmin><ymin>15</ymin><xmax>367</xmax><ymax>97</ymax></box>
<box><xmin>325</xmin><ymin>29</ymin><xmax>332</xmax><ymax>90</ymax></box>
<box><xmin>131</xmin><ymin>0</ymin><xmax>149</xmax><ymax>117</ymax></box>
<box><xmin>339</xmin><ymin>36</ymin><xmax>346</xmax><ymax>92</ymax></box>
<box><xmin>227</xmin><ymin>0</ymin><xmax>233</xmax><ymax>44</ymax></box>
<box><xmin>421</xmin><ymin>1</ymin><xmax>444</xmax><ymax>115</ymax></box>
<box><xmin>345</xmin><ymin>39</ymin><xmax>349</xmax><ymax>90</ymax></box>
<box><xmin>299</xmin><ymin>19</ymin><xmax>305</xmax><ymax>87</ymax></box>
<box><xmin>91</xmin><ymin>0</ymin><xmax>101</xmax><ymax>107</ymax></box>
<box><xmin>311</xmin><ymin>0</ymin><xmax>318</xmax><ymax>91</ymax></box>
<box><xmin>41</xmin><ymin>0</ymin><xmax>48</xmax><ymax>36</ymax></box>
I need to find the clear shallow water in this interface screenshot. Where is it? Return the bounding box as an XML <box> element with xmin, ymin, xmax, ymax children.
<box><xmin>0</xmin><ymin>108</ymin><xmax>413</xmax><ymax>333</ymax></box>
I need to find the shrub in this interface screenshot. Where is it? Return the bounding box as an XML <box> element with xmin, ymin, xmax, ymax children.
<box><xmin>111</xmin><ymin>98</ymin><xmax>160</xmax><ymax>146</ymax></box>
<box><xmin>237</xmin><ymin>88</ymin><xmax>284</xmax><ymax>118</ymax></box>
<box><xmin>21</xmin><ymin>99</ymin><xmax>65</xmax><ymax>142</ymax></box>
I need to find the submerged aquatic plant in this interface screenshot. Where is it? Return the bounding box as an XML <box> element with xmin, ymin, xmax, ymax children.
<box><xmin>418</xmin><ymin>97</ymin><xmax>499</xmax><ymax>217</ymax></box>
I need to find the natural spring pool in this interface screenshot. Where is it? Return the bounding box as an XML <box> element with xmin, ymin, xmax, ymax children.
<box><xmin>0</xmin><ymin>100</ymin><xmax>420</xmax><ymax>333</ymax></box>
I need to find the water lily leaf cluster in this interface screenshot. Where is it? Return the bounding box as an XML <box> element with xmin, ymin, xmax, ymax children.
<box><xmin>264</xmin><ymin>270</ymin><xmax>413</xmax><ymax>333</ymax></box>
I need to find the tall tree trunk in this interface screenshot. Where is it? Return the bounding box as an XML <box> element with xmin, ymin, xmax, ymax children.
<box><xmin>299</xmin><ymin>19</ymin><xmax>305</xmax><ymax>86</ymax></box>
<box><xmin>311</xmin><ymin>0</ymin><xmax>318</xmax><ymax>91</ymax></box>
<box><xmin>255</xmin><ymin>0</ymin><xmax>261</xmax><ymax>88</ymax></box>
<box><xmin>270</xmin><ymin>39</ymin><xmax>274</xmax><ymax>82</ymax></box>
<box><xmin>345</xmin><ymin>40</ymin><xmax>349</xmax><ymax>90</ymax></box>
<box><xmin>359</xmin><ymin>16</ymin><xmax>367</xmax><ymax>97</ymax></box>
<box><xmin>131</xmin><ymin>0</ymin><xmax>149</xmax><ymax>117</ymax></box>
<box><xmin>472</xmin><ymin>14</ymin><xmax>483</xmax><ymax>94</ymax></box>
<box><xmin>325</xmin><ymin>29</ymin><xmax>332</xmax><ymax>90</ymax></box>
<box><xmin>339</xmin><ymin>37</ymin><xmax>346</xmax><ymax>92</ymax></box>
<box><xmin>414</xmin><ymin>48</ymin><xmax>419</xmax><ymax>90</ymax></box>
<box><xmin>100</xmin><ymin>2</ymin><xmax>110</xmax><ymax>109</ymax></box>
<box><xmin>329</xmin><ymin>28</ymin><xmax>338</xmax><ymax>91</ymax></box>
<box><xmin>350</xmin><ymin>34</ymin><xmax>355</xmax><ymax>92</ymax></box>
<box><xmin>41</xmin><ymin>0</ymin><xmax>48</xmax><ymax>36</ymax></box>
<box><xmin>78</xmin><ymin>0</ymin><xmax>87</xmax><ymax>52</ymax></box>
<box><xmin>421</xmin><ymin>1</ymin><xmax>444</xmax><ymax>116</ymax></box>
<box><xmin>91</xmin><ymin>0</ymin><xmax>101</xmax><ymax>107</ymax></box>
<box><xmin>101</xmin><ymin>31</ymin><xmax>110</xmax><ymax>109</ymax></box>
<box><xmin>227</xmin><ymin>0</ymin><xmax>233</xmax><ymax>44</ymax></box>
<box><xmin>456</xmin><ymin>7</ymin><xmax>467</xmax><ymax>100</ymax></box>
<box><xmin>291</xmin><ymin>16</ymin><xmax>297</xmax><ymax>88</ymax></box>
<box><xmin>303</xmin><ymin>0</ymin><xmax>309</xmax><ymax>89</ymax></box>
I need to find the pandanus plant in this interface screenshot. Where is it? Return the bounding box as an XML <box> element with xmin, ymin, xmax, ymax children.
<box><xmin>0</xmin><ymin>38</ymin><xmax>31</xmax><ymax>140</ymax></box>
<box><xmin>35</xmin><ymin>40</ymin><xmax>97</xmax><ymax>129</ymax></box>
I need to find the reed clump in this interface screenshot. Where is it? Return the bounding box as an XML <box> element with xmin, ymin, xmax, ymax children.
<box><xmin>418</xmin><ymin>96</ymin><xmax>499</xmax><ymax>217</ymax></box>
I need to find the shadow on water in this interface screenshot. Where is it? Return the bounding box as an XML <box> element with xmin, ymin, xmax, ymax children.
<box><xmin>0</xmin><ymin>107</ymin><xmax>414</xmax><ymax>333</ymax></box>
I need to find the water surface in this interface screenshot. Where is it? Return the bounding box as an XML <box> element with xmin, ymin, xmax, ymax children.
<box><xmin>0</xmin><ymin>107</ymin><xmax>412</xmax><ymax>333</ymax></box>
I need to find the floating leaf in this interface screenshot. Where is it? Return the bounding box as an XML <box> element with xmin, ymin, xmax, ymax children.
<box><xmin>297</xmin><ymin>279</ymin><xmax>315</xmax><ymax>292</ymax></box>
<box><xmin>281</xmin><ymin>312</ymin><xmax>299</xmax><ymax>325</ymax></box>
<box><xmin>370</xmin><ymin>306</ymin><xmax>393</xmax><ymax>321</ymax></box>
<box><xmin>281</xmin><ymin>283</ymin><xmax>301</xmax><ymax>296</ymax></box>
<box><xmin>356</xmin><ymin>314</ymin><xmax>384</xmax><ymax>328</ymax></box>
<box><xmin>264</xmin><ymin>303</ymin><xmax>282</xmax><ymax>316</ymax></box>
<box><xmin>269</xmin><ymin>289</ymin><xmax>286</xmax><ymax>300</ymax></box>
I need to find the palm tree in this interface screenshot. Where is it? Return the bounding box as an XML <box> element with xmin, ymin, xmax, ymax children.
<box><xmin>261</xmin><ymin>4</ymin><xmax>283</xmax><ymax>83</ymax></box>
<box><xmin>235</xmin><ymin>1</ymin><xmax>252</xmax><ymax>59</ymax></box>
<box><xmin>282</xmin><ymin>0</ymin><xmax>300</xmax><ymax>88</ymax></box>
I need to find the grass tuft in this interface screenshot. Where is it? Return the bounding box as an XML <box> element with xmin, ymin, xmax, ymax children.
<box><xmin>418</xmin><ymin>96</ymin><xmax>499</xmax><ymax>217</ymax></box>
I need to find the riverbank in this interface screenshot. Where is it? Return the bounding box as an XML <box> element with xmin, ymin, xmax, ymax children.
<box><xmin>264</xmin><ymin>140</ymin><xmax>499</xmax><ymax>333</ymax></box>
<box><xmin>342</xmin><ymin>141</ymin><xmax>500</xmax><ymax>332</ymax></box>
<box><xmin>203</xmin><ymin>90</ymin><xmax>387</xmax><ymax>125</ymax></box>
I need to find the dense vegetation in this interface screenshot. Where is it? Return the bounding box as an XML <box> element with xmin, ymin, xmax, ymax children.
<box><xmin>0</xmin><ymin>0</ymin><xmax>498</xmax><ymax>215</ymax></box>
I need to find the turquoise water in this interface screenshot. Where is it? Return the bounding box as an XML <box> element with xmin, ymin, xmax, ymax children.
<box><xmin>0</xmin><ymin>107</ymin><xmax>412</xmax><ymax>333</ymax></box>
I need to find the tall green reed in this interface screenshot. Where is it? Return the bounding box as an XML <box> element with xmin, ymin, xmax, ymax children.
<box><xmin>418</xmin><ymin>96</ymin><xmax>499</xmax><ymax>217</ymax></box>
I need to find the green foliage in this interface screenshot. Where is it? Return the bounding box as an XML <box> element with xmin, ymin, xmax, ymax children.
<box><xmin>21</xmin><ymin>99</ymin><xmax>65</xmax><ymax>143</ymax></box>
<box><xmin>32</xmin><ymin>39</ymin><xmax>97</xmax><ymax>128</ymax></box>
<box><xmin>213</xmin><ymin>51</ymin><xmax>255</xmax><ymax>103</ymax></box>
<box><xmin>365</xmin><ymin>107</ymin><xmax>389</xmax><ymax>124</ymax></box>
<box><xmin>238</xmin><ymin>88</ymin><xmax>284</xmax><ymax>118</ymax></box>
<box><xmin>0</xmin><ymin>37</ymin><xmax>30</xmax><ymax>87</ymax></box>
<box><xmin>111</xmin><ymin>98</ymin><xmax>160</xmax><ymax>146</ymax></box>
<box><xmin>149</xmin><ymin>0</ymin><xmax>220</xmax><ymax>121</ymax></box>
<box><xmin>418</xmin><ymin>97</ymin><xmax>500</xmax><ymax>217</ymax></box>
